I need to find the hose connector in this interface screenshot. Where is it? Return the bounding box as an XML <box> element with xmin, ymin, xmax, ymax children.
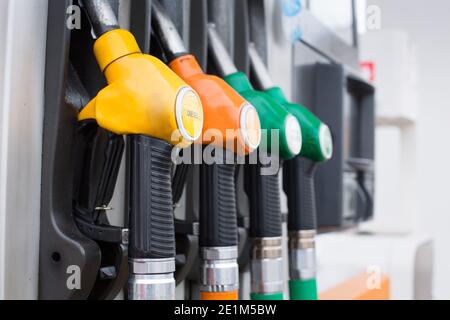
<box><xmin>128</xmin><ymin>258</ymin><xmax>176</xmax><ymax>300</ymax></box>
<box><xmin>251</xmin><ymin>237</ymin><xmax>284</xmax><ymax>296</ymax></box>
<box><xmin>288</xmin><ymin>230</ymin><xmax>316</xmax><ymax>281</ymax></box>
<box><xmin>93</xmin><ymin>29</ymin><xmax>141</xmax><ymax>72</ymax></box>
<box><xmin>200</xmin><ymin>246</ymin><xmax>239</xmax><ymax>297</ymax></box>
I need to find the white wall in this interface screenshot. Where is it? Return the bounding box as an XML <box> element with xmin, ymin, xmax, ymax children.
<box><xmin>367</xmin><ymin>0</ymin><xmax>450</xmax><ymax>299</ymax></box>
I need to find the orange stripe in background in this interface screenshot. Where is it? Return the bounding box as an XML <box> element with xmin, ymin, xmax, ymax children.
<box><xmin>319</xmin><ymin>272</ymin><xmax>390</xmax><ymax>300</ymax></box>
<box><xmin>200</xmin><ymin>291</ymin><xmax>239</xmax><ymax>300</ymax></box>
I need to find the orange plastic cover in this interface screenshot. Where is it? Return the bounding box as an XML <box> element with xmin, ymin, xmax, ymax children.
<box><xmin>170</xmin><ymin>55</ymin><xmax>260</xmax><ymax>155</ymax></box>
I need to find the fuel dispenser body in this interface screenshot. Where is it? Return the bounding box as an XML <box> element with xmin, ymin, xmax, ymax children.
<box><xmin>14</xmin><ymin>0</ymin><xmax>378</xmax><ymax>301</ymax></box>
<box><xmin>40</xmin><ymin>0</ymin><xmax>127</xmax><ymax>299</ymax></box>
<box><xmin>295</xmin><ymin>64</ymin><xmax>375</xmax><ymax>230</ymax></box>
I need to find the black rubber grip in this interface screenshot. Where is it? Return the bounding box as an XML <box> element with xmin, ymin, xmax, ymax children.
<box><xmin>127</xmin><ymin>135</ymin><xmax>175</xmax><ymax>259</ymax></box>
<box><xmin>199</xmin><ymin>163</ymin><xmax>238</xmax><ymax>247</ymax></box>
<box><xmin>283</xmin><ymin>157</ymin><xmax>318</xmax><ymax>231</ymax></box>
<box><xmin>245</xmin><ymin>164</ymin><xmax>282</xmax><ymax>238</ymax></box>
<box><xmin>172</xmin><ymin>163</ymin><xmax>189</xmax><ymax>204</ymax></box>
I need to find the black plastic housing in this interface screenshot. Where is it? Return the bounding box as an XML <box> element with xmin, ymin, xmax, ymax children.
<box><xmin>40</xmin><ymin>0</ymin><xmax>154</xmax><ymax>300</ymax></box>
<box><xmin>294</xmin><ymin>64</ymin><xmax>375</xmax><ymax>230</ymax></box>
<box><xmin>73</xmin><ymin>120</ymin><xmax>124</xmax><ymax>213</ymax></box>
<box><xmin>40</xmin><ymin>0</ymin><xmax>104</xmax><ymax>300</ymax></box>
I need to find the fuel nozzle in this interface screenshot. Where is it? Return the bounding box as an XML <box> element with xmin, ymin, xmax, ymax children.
<box><xmin>152</xmin><ymin>0</ymin><xmax>261</xmax><ymax>156</ymax></box>
<box><xmin>249</xmin><ymin>42</ymin><xmax>333</xmax><ymax>300</ymax></box>
<box><xmin>151</xmin><ymin>1</ymin><xmax>262</xmax><ymax>300</ymax></box>
<box><xmin>78</xmin><ymin>0</ymin><xmax>204</xmax><ymax>300</ymax></box>
<box><xmin>249</xmin><ymin>43</ymin><xmax>333</xmax><ymax>163</ymax></box>
<box><xmin>208</xmin><ymin>24</ymin><xmax>302</xmax><ymax>160</ymax></box>
<box><xmin>207</xmin><ymin>23</ymin><xmax>304</xmax><ymax>300</ymax></box>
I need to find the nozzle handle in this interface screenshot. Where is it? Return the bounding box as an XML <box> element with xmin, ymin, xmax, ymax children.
<box><xmin>245</xmin><ymin>165</ymin><xmax>282</xmax><ymax>238</ymax></box>
<box><xmin>127</xmin><ymin>135</ymin><xmax>176</xmax><ymax>259</ymax></box>
<box><xmin>283</xmin><ymin>157</ymin><xmax>318</xmax><ymax>231</ymax></box>
<box><xmin>200</xmin><ymin>160</ymin><xmax>238</xmax><ymax>247</ymax></box>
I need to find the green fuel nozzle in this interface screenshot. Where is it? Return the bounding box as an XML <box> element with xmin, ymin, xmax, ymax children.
<box><xmin>224</xmin><ymin>72</ymin><xmax>303</xmax><ymax>160</ymax></box>
<box><xmin>265</xmin><ymin>86</ymin><xmax>333</xmax><ymax>162</ymax></box>
<box><xmin>248</xmin><ymin>43</ymin><xmax>334</xmax><ymax>300</ymax></box>
<box><xmin>248</xmin><ymin>44</ymin><xmax>333</xmax><ymax>163</ymax></box>
<box><xmin>208</xmin><ymin>24</ymin><xmax>302</xmax><ymax>160</ymax></box>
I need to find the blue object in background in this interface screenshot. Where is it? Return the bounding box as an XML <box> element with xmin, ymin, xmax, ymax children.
<box><xmin>282</xmin><ymin>0</ymin><xmax>302</xmax><ymax>17</ymax></box>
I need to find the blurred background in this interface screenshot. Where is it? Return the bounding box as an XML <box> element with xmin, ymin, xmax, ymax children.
<box><xmin>302</xmin><ymin>0</ymin><xmax>449</xmax><ymax>300</ymax></box>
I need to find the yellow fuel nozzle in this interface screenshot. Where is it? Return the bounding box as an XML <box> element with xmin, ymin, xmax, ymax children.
<box><xmin>78</xmin><ymin>29</ymin><xmax>204</xmax><ymax>148</ymax></box>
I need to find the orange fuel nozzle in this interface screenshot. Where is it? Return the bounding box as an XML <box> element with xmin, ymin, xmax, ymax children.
<box><xmin>151</xmin><ymin>1</ymin><xmax>260</xmax><ymax>155</ymax></box>
<box><xmin>169</xmin><ymin>55</ymin><xmax>261</xmax><ymax>155</ymax></box>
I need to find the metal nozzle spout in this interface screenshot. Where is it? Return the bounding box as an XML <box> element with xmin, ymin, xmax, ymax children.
<box><xmin>207</xmin><ymin>23</ymin><xmax>238</xmax><ymax>77</ymax></box>
<box><xmin>151</xmin><ymin>0</ymin><xmax>188</xmax><ymax>60</ymax></box>
<box><xmin>79</xmin><ymin>0</ymin><xmax>120</xmax><ymax>38</ymax></box>
<box><xmin>248</xmin><ymin>43</ymin><xmax>274</xmax><ymax>91</ymax></box>
<box><xmin>128</xmin><ymin>258</ymin><xmax>176</xmax><ymax>300</ymax></box>
<box><xmin>200</xmin><ymin>246</ymin><xmax>239</xmax><ymax>293</ymax></box>
<box><xmin>251</xmin><ymin>237</ymin><xmax>284</xmax><ymax>294</ymax></box>
<box><xmin>289</xmin><ymin>231</ymin><xmax>317</xmax><ymax>281</ymax></box>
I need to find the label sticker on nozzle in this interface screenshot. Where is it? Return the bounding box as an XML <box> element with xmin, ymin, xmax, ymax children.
<box><xmin>240</xmin><ymin>103</ymin><xmax>262</xmax><ymax>152</ymax></box>
<box><xmin>319</xmin><ymin>124</ymin><xmax>333</xmax><ymax>160</ymax></box>
<box><xmin>285</xmin><ymin>115</ymin><xmax>303</xmax><ymax>156</ymax></box>
<box><xmin>175</xmin><ymin>86</ymin><xmax>204</xmax><ymax>142</ymax></box>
